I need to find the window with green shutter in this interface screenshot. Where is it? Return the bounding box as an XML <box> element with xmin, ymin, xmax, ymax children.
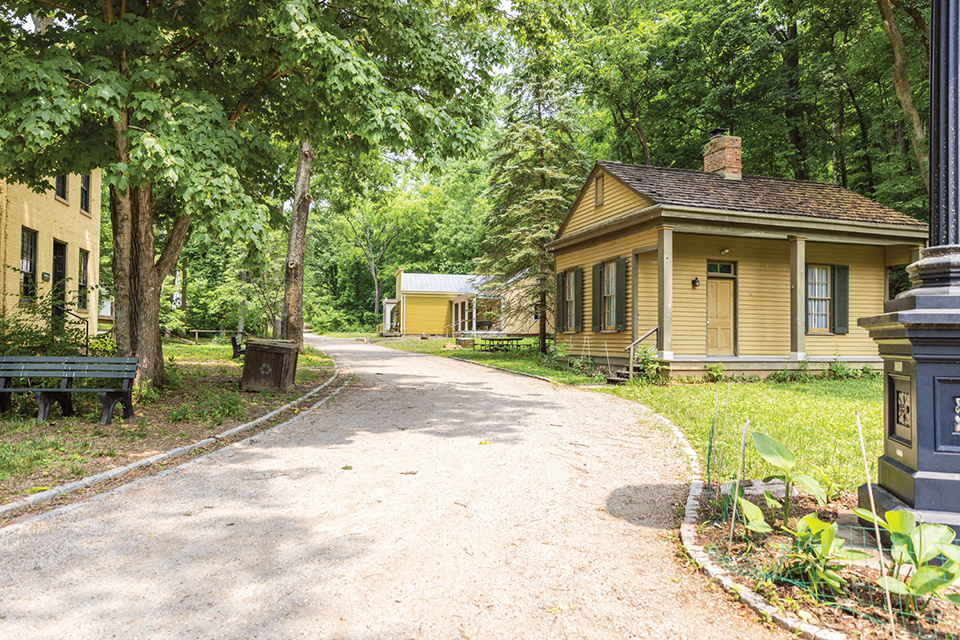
<box><xmin>805</xmin><ymin>264</ymin><xmax>849</xmax><ymax>335</ymax></box>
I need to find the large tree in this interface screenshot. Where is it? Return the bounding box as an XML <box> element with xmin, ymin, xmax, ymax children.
<box><xmin>0</xmin><ymin>0</ymin><xmax>499</xmax><ymax>384</ymax></box>
<box><xmin>477</xmin><ymin>61</ymin><xmax>588</xmax><ymax>354</ymax></box>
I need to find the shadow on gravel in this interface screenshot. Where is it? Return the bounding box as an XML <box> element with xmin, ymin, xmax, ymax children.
<box><xmin>605</xmin><ymin>484</ymin><xmax>689</xmax><ymax>530</ymax></box>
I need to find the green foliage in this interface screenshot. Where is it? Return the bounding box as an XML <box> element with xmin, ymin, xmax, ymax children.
<box><xmin>752</xmin><ymin>432</ymin><xmax>827</xmax><ymax>523</ymax></box>
<box><xmin>627</xmin><ymin>345</ymin><xmax>666</xmax><ymax>384</ymax></box>
<box><xmin>88</xmin><ymin>333</ymin><xmax>118</xmax><ymax>357</ymax></box>
<box><xmin>0</xmin><ymin>286</ymin><xmax>91</xmax><ymax>356</ymax></box>
<box><xmin>705</xmin><ymin>363</ymin><xmax>727</xmax><ymax>383</ymax></box>
<box><xmin>169</xmin><ymin>390</ymin><xmax>246</xmax><ymax>426</ymax></box>
<box><xmin>854</xmin><ymin>508</ymin><xmax>960</xmax><ymax>611</ymax></box>
<box><xmin>770</xmin><ymin>514</ymin><xmax>871</xmax><ymax>596</ymax></box>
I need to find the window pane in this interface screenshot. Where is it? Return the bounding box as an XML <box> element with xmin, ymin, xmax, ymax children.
<box><xmin>78</xmin><ymin>249</ymin><xmax>89</xmax><ymax>309</ymax></box>
<box><xmin>806</xmin><ymin>266</ymin><xmax>831</xmax><ymax>331</ymax></box>
<box><xmin>55</xmin><ymin>175</ymin><xmax>67</xmax><ymax>199</ymax></box>
<box><xmin>80</xmin><ymin>174</ymin><xmax>90</xmax><ymax>212</ymax></box>
<box><xmin>20</xmin><ymin>228</ymin><xmax>37</xmax><ymax>300</ymax></box>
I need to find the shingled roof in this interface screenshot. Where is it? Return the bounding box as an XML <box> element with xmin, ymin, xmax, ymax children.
<box><xmin>597</xmin><ymin>161</ymin><xmax>925</xmax><ymax>228</ymax></box>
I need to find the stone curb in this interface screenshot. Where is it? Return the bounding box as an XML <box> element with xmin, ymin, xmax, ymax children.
<box><xmin>0</xmin><ymin>364</ymin><xmax>345</xmax><ymax>522</ymax></box>
<box><xmin>442</xmin><ymin>352</ymin><xmax>851</xmax><ymax>638</ymax></box>
<box><xmin>664</xmin><ymin>416</ymin><xmax>849</xmax><ymax>639</ymax></box>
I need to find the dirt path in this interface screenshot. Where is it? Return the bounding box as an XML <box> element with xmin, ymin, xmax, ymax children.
<box><xmin>0</xmin><ymin>336</ymin><xmax>788</xmax><ymax>639</ymax></box>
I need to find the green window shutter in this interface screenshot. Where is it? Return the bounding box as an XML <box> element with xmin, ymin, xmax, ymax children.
<box><xmin>615</xmin><ymin>257</ymin><xmax>627</xmax><ymax>331</ymax></box>
<box><xmin>592</xmin><ymin>263</ymin><xmax>603</xmax><ymax>332</ymax></box>
<box><xmin>574</xmin><ymin>267</ymin><xmax>584</xmax><ymax>332</ymax></box>
<box><xmin>804</xmin><ymin>263</ymin><xmax>809</xmax><ymax>333</ymax></box>
<box><xmin>556</xmin><ymin>271</ymin><xmax>565</xmax><ymax>333</ymax></box>
<box><xmin>834</xmin><ymin>265</ymin><xmax>849</xmax><ymax>334</ymax></box>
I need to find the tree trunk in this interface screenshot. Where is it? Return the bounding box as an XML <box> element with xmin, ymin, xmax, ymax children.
<box><xmin>877</xmin><ymin>0</ymin><xmax>930</xmax><ymax>192</ymax></box>
<box><xmin>281</xmin><ymin>140</ymin><xmax>314</xmax><ymax>349</ymax></box>
<box><xmin>180</xmin><ymin>259</ymin><xmax>188</xmax><ymax>318</ymax></box>
<box><xmin>782</xmin><ymin>9</ymin><xmax>809</xmax><ymax>180</ymax></box>
<box><xmin>538</xmin><ymin>288</ymin><xmax>547</xmax><ymax>355</ymax></box>
<box><xmin>110</xmin><ymin>179</ymin><xmax>191</xmax><ymax>387</ymax></box>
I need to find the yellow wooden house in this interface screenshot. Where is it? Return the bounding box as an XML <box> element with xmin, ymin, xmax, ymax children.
<box><xmin>546</xmin><ymin>135</ymin><xmax>928</xmax><ymax>376</ymax></box>
<box><xmin>383</xmin><ymin>269</ymin><xmax>544</xmax><ymax>337</ymax></box>
<box><xmin>0</xmin><ymin>173</ymin><xmax>102</xmax><ymax>336</ymax></box>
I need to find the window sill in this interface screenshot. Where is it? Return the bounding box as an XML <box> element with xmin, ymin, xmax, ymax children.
<box><xmin>600</xmin><ymin>329</ymin><xmax>619</xmax><ymax>334</ymax></box>
<box><xmin>806</xmin><ymin>332</ymin><xmax>836</xmax><ymax>336</ymax></box>
<box><xmin>55</xmin><ymin>195</ymin><xmax>70</xmax><ymax>206</ymax></box>
<box><xmin>79</xmin><ymin>208</ymin><xmax>92</xmax><ymax>218</ymax></box>
<box><xmin>562</xmin><ymin>330</ymin><xmax>578</xmax><ymax>334</ymax></box>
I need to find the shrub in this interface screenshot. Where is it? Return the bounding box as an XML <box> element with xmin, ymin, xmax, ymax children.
<box><xmin>88</xmin><ymin>333</ymin><xmax>118</xmax><ymax>357</ymax></box>
<box><xmin>704</xmin><ymin>362</ymin><xmax>726</xmax><ymax>383</ymax></box>
<box><xmin>627</xmin><ymin>345</ymin><xmax>666</xmax><ymax>384</ymax></box>
<box><xmin>0</xmin><ymin>287</ymin><xmax>90</xmax><ymax>356</ymax></box>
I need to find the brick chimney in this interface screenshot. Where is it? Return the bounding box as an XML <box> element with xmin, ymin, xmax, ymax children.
<box><xmin>703</xmin><ymin>134</ymin><xmax>742</xmax><ymax>180</ymax></box>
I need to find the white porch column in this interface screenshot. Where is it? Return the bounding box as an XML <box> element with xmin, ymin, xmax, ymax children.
<box><xmin>472</xmin><ymin>297</ymin><xmax>477</xmax><ymax>331</ymax></box>
<box><xmin>453</xmin><ymin>302</ymin><xmax>458</xmax><ymax>335</ymax></box>
<box><xmin>657</xmin><ymin>225</ymin><xmax>674</xmax><ymax>360</ymax></box>
<box><xmin>789</xmin><ymin>235</ymin><xmax>806</xmax><ymax>360</ymax></box>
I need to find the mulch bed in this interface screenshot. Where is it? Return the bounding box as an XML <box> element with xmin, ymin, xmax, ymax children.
<box><xmin>695</xmin><ymin>489</ymin><xmax>960</xmax><ymax>639</ymax></box>
<box><xmin>0</xmin><ymin>354</ymin><xmax>340</xmax><ymax>517</ymax></box>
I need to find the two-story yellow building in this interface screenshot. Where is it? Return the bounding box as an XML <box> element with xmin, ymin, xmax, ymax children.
<box><xmin>0</xmin><ymin>172</ymin><xmax>101</xmax><ymax>335</ymax></box>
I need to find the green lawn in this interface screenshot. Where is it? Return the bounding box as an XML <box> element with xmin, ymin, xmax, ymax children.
<box><xmin>604</xmin><ymin>379</ymin><xmax>883</xmax><ymax>490</ymax></box>
<box><xmin>320</xmin><ymin>331</ymin><xmax>378</xmax><ymax>339</ymax></box>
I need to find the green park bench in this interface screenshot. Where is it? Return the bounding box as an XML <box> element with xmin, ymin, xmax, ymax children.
<box><xmin>0</xmin><ymin>356</ymin><xmax>139</xmax><ymax>425</ymax></box>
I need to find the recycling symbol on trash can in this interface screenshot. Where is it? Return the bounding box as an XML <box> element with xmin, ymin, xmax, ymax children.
<box><xmin>259</xmin><ymin>362</ymin><xmax>273</xmax><ymax>376</ymax></box>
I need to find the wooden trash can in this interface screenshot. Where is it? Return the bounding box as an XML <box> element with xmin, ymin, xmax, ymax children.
<box><xmin>240</xmin><ymin>339</ymin><xmax>299</xmax><ymax>392</ymax></box>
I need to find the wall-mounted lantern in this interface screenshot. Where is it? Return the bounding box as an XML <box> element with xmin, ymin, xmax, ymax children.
<box><xmin>691</xmin><ymin>277</ymin><xmax>700</xmax><ymax>288</ymax></box>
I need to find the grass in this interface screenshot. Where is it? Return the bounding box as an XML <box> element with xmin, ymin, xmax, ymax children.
<box><xmin>320</xmin><ymin>331</ymin><xmax>378</xmax><ymax>339</ymax></box>
<box><xmin>0</xmin><ymin>341</ymin><xmax>337</xmax><ymax>504</ymax></box>
<box><xmin>603</xmin><ymin>378</ymin><xmax>883</xmax><ymax>490</ymax></box>
<box><xmin>378</xmin><ymin>337</ymin><xmax>606</xmax><ymax>384</ymax></box>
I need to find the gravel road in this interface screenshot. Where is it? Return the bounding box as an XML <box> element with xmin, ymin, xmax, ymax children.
<box><xmin>0</xmin><ymin>336</ymin><xmax>789</xmax><ymax>639</ymax></box>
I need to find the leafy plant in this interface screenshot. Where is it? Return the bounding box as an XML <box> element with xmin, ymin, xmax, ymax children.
<box><xmin>752</xmin><ymin>432</ymin><xmax>827</xmax><ymax>523</ymax></box>
<box><xmin>771</xmin><ymin>514</ymin><xmax>871</xmax><ymax>596</ymax></box>
<box><xmin>853</xmin><ymin>508</ymin><xmax>960</xmax><ymax>611</ymax></box>
<box><xmin>705</xmin><ymin>362</ymin><xmax>726</xmax><ymax>383</ymax></box>
<box><xmin>628</xmin><ymin>345</ymin><xmax>665</xmax><ymax>384</ymax></box>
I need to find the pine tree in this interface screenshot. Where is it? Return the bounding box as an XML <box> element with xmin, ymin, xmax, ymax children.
<box><xmin>477</xmin><ymin>61</ymin><xmax>588</xmax><ymax>354</ymax></box>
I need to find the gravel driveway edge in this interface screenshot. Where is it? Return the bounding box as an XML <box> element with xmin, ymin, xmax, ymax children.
<box><xmin>446</xmin><ymin>352</ymin><xmax>849</xmax><ymax>640</ymax></box>
<box><xmin>0</xmin><ymin>363</ymin><xmax>345</xmax><ymax>522</ymax></box>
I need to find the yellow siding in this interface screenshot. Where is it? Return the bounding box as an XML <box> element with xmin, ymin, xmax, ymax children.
<box><xmin>553</xmin><ymin>227</ymin><xmax>657</xmax><ymax>357</ymax></box>
<box><xmin>805</xmin><ymin>243</ymin><xmax>883</xmax><ymax>357</ymax></box>
<box><xmin>636</xmin><ymin>250</ymin><xmax>658</xmax><ymax>337</ymax></box>
<box><xmin>673</xmin><ymin>235</ymin><xmax>791</xmax><ymax>357</ymax></box>
<box><xmin>885</xmin><ymin>244</ymin><xmax>921</xmax><ymax>266</ymax></box>
<box><xmin>563</xmin><ymin>170</ymin><xmax>653</xmax><ymax>235</ymax></box>
<box><xmin>1</xmin><ymin>173</ymin><xmax>102</xmax><ymax>334</ymax></box>
<box><xmin>403</xmin><ymin>295</ymin><xmax>452</xmax><ymax>335</ymax></box>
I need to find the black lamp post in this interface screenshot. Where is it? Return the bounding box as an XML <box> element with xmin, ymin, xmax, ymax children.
<box><xmin>858</xmin><ymin>0</ymin><xmax>960</xmax><ymax>536</ymax></box>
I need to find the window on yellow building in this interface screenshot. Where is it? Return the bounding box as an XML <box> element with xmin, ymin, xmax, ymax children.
<box><xmin>20</xmin><ymin>227</ymin><xmax>37</xmax><ymax>302</ymax></box>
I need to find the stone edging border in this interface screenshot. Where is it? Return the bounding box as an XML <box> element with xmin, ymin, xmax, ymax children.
<box><xmin>664</xmin><ymin>419</ymin><xmax>849</xmax><ymax>639</ymax></box>
<box><xmin>447</xmin><ymin>353</ymin><xmax>848</xmax><ymax>639</ymax></box>
<box><xmin>0</xmin><ymin>362</ymin><xmax>347</xmax><ymax>521</ymax></box>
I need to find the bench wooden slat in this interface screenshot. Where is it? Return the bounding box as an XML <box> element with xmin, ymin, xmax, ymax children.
<box><xmin>0</xmin><ymin>356</ymin><xmax>137</xmax><ymax>364</ymax></box>
<box><xmin>0</xmin><ymin>371</ymin><xmax>136</xmax><ymax>380</ymax></box>
<box><xmin>0</xmin><ymin>364</ymin><xmax>137</xmax><ymax>373</ymax></box>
